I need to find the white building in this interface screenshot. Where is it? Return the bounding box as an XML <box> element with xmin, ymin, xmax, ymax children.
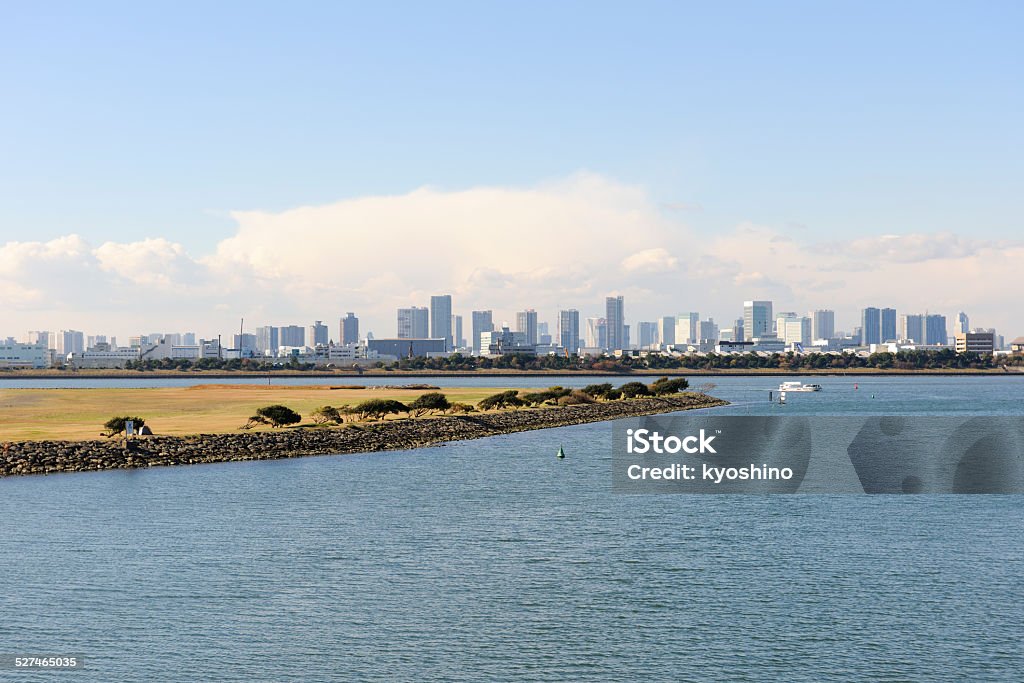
<box><xmin>0</xmin><ymin>343</ymin><xmax>51</xmax><ymax>368</ymax></box>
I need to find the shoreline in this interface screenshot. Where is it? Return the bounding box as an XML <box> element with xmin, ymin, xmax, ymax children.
<box><xmin>0</xmin><ymin>393</ymin><xmax>727</xmax><ymax>478</ymax></box>
<box><xmin>1</xmin><ymin>368</ymin><xmax>1021</xmax><ymax>380</ymax></box>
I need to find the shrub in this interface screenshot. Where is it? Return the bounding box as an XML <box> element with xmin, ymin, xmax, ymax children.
<box><xmin>618</xmin><ymin>381</ymin><xmax>651</xmax><ymax>398</ymax></box>
<box><xmin>103</xmin><ymin>416</ymin><xmax>146</xmax><ymax>437</ymax></box>
<box><xmin>355</xmin><ymin>398</ymin><xmax>408</xmax><ymax>421</ymax></box>
<box><xmin>477</xmin><ymin>390</ymin><xmax>525</xmax><ymax>411</ymax></box>
<box><xmin>581</xmin><ymin>383</ymin><xmax>614</xmax><ymax>399</ymax></box>
<box><xmin>605</xmin><ymin>389</ymin><xmax>622</xmax><ymax>400</ymax></box>
<box><xmin>311</xmin><ymin>406</ymin><xmax>342</xmax><ymax>425</ymax></box>
<box><xmin>557</xmin><ymin>390</ymin><xmax>596</xmax><ymax>406</ymax></box>
<box><xmin>409</xmin><ymin>392</ymin><xmax>451</xmax><ymax>417</ymax></box>
<box><xmin>256</xmin><ymin>405</ymin><xmax>302</xmax><ymax>427</ymax></box>
<box><xmin>449</xmin><ymin>402</ymin><xmax>475</xmax><ymax>414</ymax></box>
<box><xmin>650</xmin><ymin>377</ymin><xmax>690</xmax><ymax>395</ymax></box>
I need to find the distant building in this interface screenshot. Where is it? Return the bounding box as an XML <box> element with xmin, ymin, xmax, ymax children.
<box><xmin>605</xmin><ymin>296</ymin><xmax>625</xmax><ymax>351</ymax></box>
<box><xmin>368</xmin><ymin>338</ymin><xmax>447</xmax><ymax>359</ymax></box>
<box><xmin>585</xmin><ymin>317</ymin><xmax>607</xmax><ymax>350</ymax></box>
<box><xmin>558</xmin><ymin>309</ymin><xmax>580</xmax><ymax>355</ymax></box>
<box><xmin>811</xmin><ymin>310</ymin><xmax>835</xmax><ymax>341</ymax></box>
<box><xmin>516</xmin><ymin>309</ymin><xmax>538</xmax><ymax>345</ymax></box>
<box><xmin>279</xmin><ymin>325</ymin><xmax>305</xmax><ymax>348</ymax></box>
<box><xmin>480</xmin><ymin>327</ymin><xmax>535</xmax><ymax>356</ymax></box>
<box><xmin>430</xmin><ymin>295</ymin><xmax>453</xmax><ymax>350</ymax></box>
<box><xmin>744</xmin><ymin>300</ymin><xmax>773</xmax><ymax>339</ymax></box>
<box><xmin>471</xmin><ymin>310</ymin><xmax>494</xmax><ymax>356</ymax></box>
<box><xmin>397</xmin><ymin>307</ymin><xmax>429</xmax><ymax>339</ymax></box>
<box><xmin>955</xmin><ymin>331</ymin><xmax>995</xmax><ymax>354</ymax></box>
<box><xmin>451</xmin><ymin>314</ymin><xmax>464</xmax><ymax>349</ymax></box>
<box><xmin>637</xmin><ymin>321</ymin><xmax>659</xmax><ymax>349</ymax></box>
<box><xmin>860</xmin><ymin>307</ymin><xmax>881</xmax><ymax>345</ymax></box>
<box><xmin>341</xmin><ymin>313</ymin><xmax>359</xmax><ymax>345</ymax></box>
<box><xmin>924</xmin><ymin>314</ymin><xmax>948</xmax><ymax>345</ymax></box>
<box><xmin>1010</xmin><ymin>337</ymin><xmax>1024</xmax><ymax>354</ymax></box>
<box><xmin>675</xmin><ymin>312</ymin><xmax>699</xmax><ymax>345</ymax></box>
<box><xmin>59</xmin><ymin>330</ymin><xmax>85</xmax><ymax>356</ymax></box>
<box><xmin>778</xmin><ymin>316</ymin><xmax>811</xmax><ymax>347</ymax></box>
<box><xmin>256</xmin><ymin>326</ymin><xmax>279</xmax><ymax>356</ymax></box>
<box><xmin>900</xmin><ymin>314</ymin><xmax>923</xmax><ymax>343</ymax></box>
<box><xmin>0</xmin><ymin>343</ymin><xmax>51</xmax><ymax>368</ymax></box>
<box><xmin>660</xmin><ymin>316</ymin><xmax>676</xmax><ymax>348</ymax></box>
<box><xmin>308</xmin><ymin>321</ymin><xmax>329</xmax><ymax>347</ymax></box>
<box><xmin>698</xmin><ymin>318</ymin><xmax>719</xmax><ymax>343</ymax></box>
<box><xmin>234</xmin><ymin>333</ymin><xmax>257</xmax><ymax>355</ymax></box>
<box><xmin>956</xmin><ymin>312</ymin><xmax>970</xmax><ymax>335</ymax></box>
<box><xmin>733</xmin><ymin>318</ymin><xmax>744</xmax><ymax>343</ymax></box>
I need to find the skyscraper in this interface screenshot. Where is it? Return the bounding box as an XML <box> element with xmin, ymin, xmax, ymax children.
<box><xmin>900</xmin><ymin>314</ymin><xmax>924</xmax><ymax>343</ymax></box>
<box><xmin>398</xmin><ymin>307</ymin><xmax>429</xmax><ymax>338</ymax></box>
<box><xmin>516</xmin><ymin>309</ymin><xmax>539</xmax><ymax>345</ymax></box>
<box><xmin>660</xmin><ymin>316</ymin><xmax>676</xmax><ymax>348</ymax></box>
<box><xmin>471</xmin><ymin>310</ymin><xmax>494</xmax><ymax>356</ymax></box>
<box><xmin>733</xmin><ymin>318</ymin><xmax>744</xmax><ymax>343</ymax></box>
<box><xmin>881</xmin><ymin>308</ymin><xmax>897</xmax><ymax>342</ymax></box>
<box><xmin>256</xmin><ymin>326</ymin><xmax>279</xmax><ymax>356</ymax></box>
<box><xmin>924</xmin><ymin>314</ymin><xmax>948</xmax><ymax>345</ymax></box>
<box><xmin>605</xmin><ymin>296</ymin><xmax>624</xmax><ymax>351</ymax></box>
<box><xmin>811</xmin><ymin>309</ymin><xmax>835</xmax><ymax>341</ymax></box>
<box><xmin>585</xmin><ymin>317</ymin><xmax>607</xmax><ymax>350</ymax></box>
<box><xmin>59</xmin><ymin>330</ymin><xmax>85</xmax><ymax>356</ymax></box>
<box><xmin>430</xmin><ymin>295</ymin><xmax>453</xmax><ymax>350</ymax></box>
<box><xmin>956</xmin><ymin>312</ymin><xmax>970</xmax><ymax>334</ymax></box>
<box><xmin>341</xmin><ymin>313</ymin><xmax>359</xmax><ymax>345</ymax></box>
<box><xmin>559</xmin><ymin>309</ymin><xmax>580</xmax><ymax>354</ymax></box>
<box><xmin>279</xmin><ymin>325</ymin><xmax>305</xmax><ymax>347</ymax></box>
<box><xmin>637</xmin><ymin>321</ymin><xmax>659</xmax><ymax>349</ymax></box>
<box><xmin>860</xmin><ymin>307</ymin><xmax>881</xmax><ymax>345</ymax></box>
<box><xmin>675</xmin><ymin>312</ymin><xmax>700</xmax><ymax>345</ymax></box>
<box><xmin>451</xmin><ymin>314</ymin><xmax>464</xmax><ymax>349</ymax></box>
<box><xmin>308</xmin><ymin>320</ymin><xmax>329</xmax><ymax>347</ymax></box>
<box><xmin>743</xmin><ymin>301</ymin><xmax>773</xmax><ymax>340</ymax></box>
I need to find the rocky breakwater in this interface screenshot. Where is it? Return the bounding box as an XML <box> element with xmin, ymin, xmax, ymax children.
<box><xmin>0</xmin><ymin>393</ymin><xmax>727</xmax><ymax>477</ymax></box>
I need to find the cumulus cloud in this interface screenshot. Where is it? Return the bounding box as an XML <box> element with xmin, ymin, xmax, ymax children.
<box><xmin>1</xmin><ymin>173</ymin><xmax>1021</xmax><ymax>340</ymax></box>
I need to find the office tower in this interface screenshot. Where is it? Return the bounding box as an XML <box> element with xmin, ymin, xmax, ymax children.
<box><xmin>637</xmin><ymin>321</ymin><xmax>659</xmax><ymax>349</ymax></box>
<box><xmin>660</xmin><ymin>316</ymin><xmax>676</xmax><ymax>348</ymax></box>
<box><xmin>557</xmin><ymin>309</ymin><xmax>580</xmax><ymax>354</ymax></box>
<box><xmin>234</xmin><ymin>333</ymin><xmax>257</xmax><ymax>353</ymax></box>
<box><xmin>743</xmin><ymin>300</ymin><xmax>773</xmax><ymax>340</ymax></box>
<box><xmin>900</xmin><ymin>314</ymin><xmax>924</xmax><ymax>343</ymax></box>
<box><xmin>430</xmin><ymin>295</ymin><xmax>453</xmax><ymax>350</ymax></box>
<box><xmin>279</xmin><ymin>325</ymin><xmax>305</xmax><ymax>347</ymax></box>
<box><xmin>516</xmin><ymin>309</ymin><xmax>538</xmax><ymax>345</ymax></box>
<box><xmin>398</xmin><ymin>307</ymin><xmax>429</xmax><ymax>338</ymax></box>
<box><xmin>811</xmin><ymin>310</ymin><xmax>835</xmax><ymax>340</ymax></box>
<box><xmin>585</xmin><ymin>317</ymin><xmax>607</xmax><ymax>350</ymax></box>
<box><xmin>778</xmin><ymin>316</ymin><xmax>811</xmax><ymax>346</ymax></box>
<box><xmin>163</xmin><ymin>333</ymin><xmax>182</xmax><ymax>345</ymax></box>
<box><xmin>471</xmin><ymin>310</ymin><xmax>494</xmax><ymax>356</ymax></box>
<box><xmin>860</xmin><ymin>307</ymin><xmax>881</xmax><ymax>345</ymax></box>
<box><xmin>451</xmin><ymin>315</ymin><xmax>464</xmax><ymax>349</ymax></box>
<box><xmin>340</xmin><ymin>313</ymin><xmax>359</xmax><ymax>345</ymax></box>
<box><xmin>59</xmin><ymin>330</ymin><xmax>85</xmax><ymax>356</ymax></box>
<box><xmin>183</xmin><ymin>332</ymin><xmax>196</xmax><ymax>346</ymax></box>
<box><xmin>605</xmin><ymin>296</ymin><xmax>625</xmax><ymax>351</ymax></box>
<box><xmin>733</xmin><ymin>318</ymin><xmax>744</xmax><ymax>343</ymax></box>
<box><xmin>256</xmin><ymin>326</ymin><xmax>279</xmax><ymax>356</ymax></box>
<box><xmin>537</xmin><ymin>322</ymin><xmax>549</xmax><ymax>338</ymax></box>
<box><xmin>881</xmin><ymin>308</ymin><xmax>897</xmax><ymax>343</ymax></box>
<box><xmin>675</xmin><ymin>312</ymin><xmax>700</xmax><ymax>345</ymax></box>
<box><xmin>698</xmin><ymin>318</ymin><xmax>719</xmax><ymax>343</ymax></box>
<box><xmin>624</xmin><ymin>325</ymin><xmax>631</xmax><ymax>349</ymax></box>
<box><xmin>956</xmin><ymin>312</ymin><xmax>970</xmax><ymax>335</ymax></box>
<box><xmin>924</xmin><ymin>314</ymin><xmax>948</xmax><ymax>345</ymax></box>
<box><xmin>308</xmin><ymin>321</ymin><xmax>329</xmax><ymax>347</ymax></box>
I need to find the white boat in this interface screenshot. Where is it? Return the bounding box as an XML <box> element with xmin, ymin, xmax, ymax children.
<box><xmin>778</xmin><ymin>381</ymin><xmax>822</xmax><ymax>392</ymax></box>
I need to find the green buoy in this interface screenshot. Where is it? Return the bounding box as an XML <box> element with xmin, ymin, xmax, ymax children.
<box><xmin>556</xmin><ymin>445</ymin><xmax>565</xmax><ymax>459</ymax></box>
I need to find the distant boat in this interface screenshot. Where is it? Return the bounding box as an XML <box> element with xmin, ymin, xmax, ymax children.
<box><xmin>778</xmin><ymin>381</ymin><xmax>822</xmax><ymax>392</ymax></box>
<box><xmin>556</xmin><ymin>445</ymin><xmax>565</xmax><ymax>459</ymax></box>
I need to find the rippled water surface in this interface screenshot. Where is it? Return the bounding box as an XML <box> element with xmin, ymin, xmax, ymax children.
<box><xmin>1</xmin><ymin>376</ymin><xmax>1022</xmax><ymax>681</ymax></box>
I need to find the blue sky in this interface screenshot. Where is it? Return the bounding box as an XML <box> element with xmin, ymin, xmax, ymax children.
<box><xmin>1</xmin><ymin>2</ymin><xmax>1022</xmax><ymax>338</ymax></box>
<box><xmin>3</xmin><ymin>1</ymin><xmax>1021</xmax><ymax>248</ymax></box>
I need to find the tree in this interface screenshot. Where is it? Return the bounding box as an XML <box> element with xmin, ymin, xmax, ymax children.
<box><xmin>477</xmin><ymin>390</ymin><xmax>525</xmax><ymax>411</ymax></box>
<box><xmin>311</xmin><ymin>406</ymin><xmax>342</xmax><ymax>425</ymax></box>
<box><xmin>650</xmin><ymin>377</ymin><xmax>690</xmax><ymax>395</ymax></box>
<box><xmin>355</xmin><ymin>399</ymin><xmax>409</xmax><ymax>421</ymax></box>
<box><xmin>103</xmin><ymin>416</ymin><xmax>146</xmax><ymax>438</ymax></box>
<box><xmin>618</xmin><ymin>381</ymin><xmax>651</xmax><ymax>398</ymax></box>
<box><xmin>581</xmin><ymin>383</ymin><xmax>614</xmax><ymax>399</ymax></box>
<box><xmin>409</xmin><ymin>392</ymin><xmax>451</xmax><ymax>417</ymax></box>
<box><xmin>252</xmin><ymin>405</ymin><xmax>302</xmax><ymax>428</ymax></box>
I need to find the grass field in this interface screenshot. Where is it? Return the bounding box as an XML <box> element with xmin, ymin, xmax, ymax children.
<box><xmin>0</xmin><ymin>384</ymin><xmax>512</xmax><ymax>442</ymax></box>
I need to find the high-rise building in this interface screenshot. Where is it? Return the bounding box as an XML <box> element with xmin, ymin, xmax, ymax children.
<box><xmin>256</xmin><ymin>326</ymin><xmax>279</xmax><ymax>356</ymax></box>
<box><xmin>660</xmin><ymin>316</ymin><xmax>676</xmax><ymax>348</ymax></box>
<box><xmin>516</xmin><ymin>309</ymin><xmax>538</xmax><ymax>345</ymax></box>
<box><xmin>605</xmin><ymin>296</ymin><xmax>625</xmax><ymax>351</ymax></box>
<box><xmin>778</xmin><ymin>316</ymin><xmax>811</xmax><ymax>346</ymax></box>
<box><xmin>900</xmin><ymin>314</ymin><xmax>923</xmax><ymax>343</ymax></box>
<box><xmin>234</xmin><ymin>333</ymin><xmax>257</xmax><ymax>354</ymax></box>
<box><xmin>743</xmin><ymin>301</ymin><xmax>773</xmax><ymax>340</ymax></box>
<box><xmin>471</xmin><ymin>310</ymin><xmax>494</xmax><ymax>356</ymax></box>
<box><xmin>733</xmin><ymin>318</ymin><xmax>744</xmax><ymax>343</ymax></box>
<box><xmin>698</xmin><ymin>318</ymin><xmax>719</xmax><ymax>343</ymax></box>
<box><xmin>341</xmin><ymin>313</ymin><xmax>359</xmax><ymax>345</ymax></box>
<box><xmin>860</xmin><ymin>307</ymin><xmax>881</xmax><ymax>345</ymax></box>
<box><xmin>430</xmin><ymin>295</ymin><xmax>453</xmax><ymax>350</ymax></box>
<box><xmin>558</xmin><ymin>310</ymin><xmax>580</xmax><ymax>354</ymax></box>
<box><xmin>881</xmin><ymin>308</ymin><xmax>897</xmax><ymax>343</ymax></box>
<box><xmin>585</xmin><ymin>317</ymin><xmax>607</xmax><ymax>350</ymax></box>
<box><xmin>675</xmin><ymin>312</ymin><xmax>700</xmax><ymax>345</ymax></box>
<box><xmin>924</xmin><ymin>314</ymin><xmax>947</xmax><ymax>345</ymax></box>
<box><xmin>637</xmin><ymin>321</ymin><xmax>659</xmax><ymax>349</ymax></box>
<box><xmin>308</xmin><ymin>320</ymin><xmax>329</xmax><ymax>347</ymax></box>
<box><xmin>956</xmin><ymin>312</ymin><xmax>970</xmax><ymax>335</ymax></box>
<box><xmin>279</xmin><ymin>325</ymin><xmax>305</xmax><ymax>348</ymax></box>
<box><xmin>811</xmin><ymin>310</ymin><xmax>835</xmax><ymax>340</ymax></box>
<box><xmin>451</xmin><ymin>314</ymin><xmax>464</xmax><ymax>349</ymax></box>
<box><xmin>398</xmin><ymin>307</ymin><xmax>429</xmax><ymax>339</ymax></box>
<box><xmin>59</xmin><ymin>330</ymin><xmax>85</xmax><ymax>356</ymax></box>
<box><xmin>183</xmin><ymin>332</ymin><xmax>196</xmax><ymax>346</ymax></box>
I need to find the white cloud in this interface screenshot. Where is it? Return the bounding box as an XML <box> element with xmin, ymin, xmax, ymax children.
<box><xmin>0</xmin><ymin>174</ymin><xmax>1021</xmax><ymax>341</ymax></box>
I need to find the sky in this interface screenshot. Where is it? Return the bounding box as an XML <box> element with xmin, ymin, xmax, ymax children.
<box><xmin>1</xmin><ymin>1</ymin><xmax>1021</xmax><ymax>341</ymax></box>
